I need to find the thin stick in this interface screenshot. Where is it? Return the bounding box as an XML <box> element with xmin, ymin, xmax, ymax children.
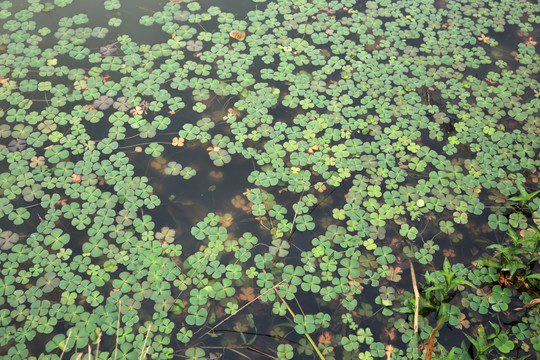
<box><xmin>257</xmin><ymin>185</ymin><xmax>274</xmax><ymax>233</ymax></box>
<box><xmin>203</xmin><ymin>281</ymin><xmax>284</xmax><ymax>337</ymax></box>
<box><xmin>424</xmin><ymin>318</ymin><xmax>444</xmax><ymax>360</ymax></box>
<box><xmin>409</xmin><ymin>260</ymin><xmax>420</xmax><ymax>334</ymax></box>
<box><xmin>243</xmin><ymin>346</ymin><xmax>277</xmax><ymax>359</ymax></box>
<box><xmin>138</xmin><ymin>323</ymin><xmax>152</xmax><ymax>360</ymax></box>
<box><xmin>293</xmin><ymin>293</ymin><xmax>307</xmax><ymax>318</ymax></box>
<box><xmin>249</xmin><ymin>159</ymin><xmax>274</xmax><ymax>234</ymax></box>
<box><xmin>59</xmin><ymin>329</ymin><xmax>72</xmax><ymax>360</ymax></box>
<box><xmin>117</xmin><ymin>141</ymin><xmax>171</xmax><ymax>149</ymax></box>
<box><xmin>114</xmin><ymin>300</ymin><xmax>122</xmax><ymax>360</ymax></box>
<box><xmin>95</xmin><ymin>331</ymin><xmax>102</xmax><ymax>360</ymax></box>
<box><xmin>287</xmin><ymin>188</ymin><xmax>306</xmax><ymax>241</ymax></box>
<box><xmin>277</xmin><ymin>293</ymin><xmax>326</xmax><ymax>360</ymax></box>
<box><xmin>229</xmin><ymin>348</ymin><xmax>252</xmax><ymax>359</ymax></box>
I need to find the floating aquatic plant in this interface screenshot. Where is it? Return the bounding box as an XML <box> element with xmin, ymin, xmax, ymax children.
<box><xmin>7</xmin><ymin>138</ymin><xmax>26</xmax><ymax>151</ymax></box>
<box><xmin>0</xmin><ymin>0</ymin><xmax>538</xmax><ymax>359</ymax></box>
<box><xmin>93</xmin><ymin>95</ymin><xmax>114</xmax><ymax>110</ymax></box>
<box><xmin>186</xmin><ymin>39</ymin><xmax>203</xmax><ymax>52</ymax></box>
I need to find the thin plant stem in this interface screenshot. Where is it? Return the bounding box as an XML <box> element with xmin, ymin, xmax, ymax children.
<box><xmin>409</xmin><ymin>259</ymin><xmax>420</xmax><ymax>334</ymax></box>
<box><xmin>269</xmin><ymin>277</ymin><xmax>325</xmax><ymax>360</ymax></box>
<box><xmin>229</xmin><ymin>348</ymin><xmax>252</xmax><ymax>359</ymax></box>
<box><xmin>276</xmin><ymin>293</ymin><xmax>326</xmax><ymax>360</ymax></box>
<box><xmin>287</xmin><ymin>188</ymin><xmax>306</xmax><ymax>242</ymax></box>
<box><xmin>250</xmin><ymin>159</ymin><xmax>275</xmax><ymax>234</ymax></box>
<box><xmin>95</xmin><ymin>331</ymin><xmax>102</xmax><ymax>360</ymax></box>
<box><xmin>425</xmin><ymin>318</ymin><xmax>445</xmax><ymax>360</ymax></box>
<box><xmin>114</xmin><ymin>300</ymin><xmax>122</xmax><ymax>360</ymax></box>
<box><xmin>117</xmin><ymin>141</ymin><xmax>171</xmax><ymax>149</ymax></box>
<box><xmin>59</xmin><ymin>328</ymin><xmax>72</xmax><ymax>360</ymax></box>
<box><xmin>203</xmin><ymin>281</ymin><xmax>284</xmax><ymax>338</ymax></box>
<box><xmin>257</xmin><ymin>185</ymin><xmax>274</xmax><ymax>234</ymax></box>
<box><xmin>139</xmin><ymin>323</ymin><xmax>152</xmax><ymax>360</ymax></box>
<box><xmin>23</xmin><ymin>202</ymin><xmax>42</xmax><ymax>209</ymax></box>
<box><xmin>241</xmin><ymin>346</ymin><xmax>277</xmax><ymax>359</ymax></box>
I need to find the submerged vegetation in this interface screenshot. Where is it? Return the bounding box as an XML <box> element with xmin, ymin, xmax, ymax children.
<box><xmin>0</xmin><ymin>0</ymin><xmax>539</xmax><ymax>359</ymax></box>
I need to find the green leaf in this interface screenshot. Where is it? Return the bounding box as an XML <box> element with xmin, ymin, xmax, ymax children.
<box><xmin>44</xmin><ymin>229</ymin><xmax>70</xmax><ymax>250</ymax></box>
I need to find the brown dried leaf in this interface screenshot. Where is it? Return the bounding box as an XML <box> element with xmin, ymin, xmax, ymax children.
<box><xmin>229</xmin><ymin>30</ymin><xmax>246</xmax><ymax>41</ymax></box>
<box><xmin>172</xmin><ymin>137</ymin><xmax>185</xmax><ymax>147</ymax></box>
<box><xmin>387</xmin><ymin>266</ymin><xmax>403</xmax><ymax>282</ymax></box>
<box><xmin>237</xmin><ymin>287</ymin><xmax>255</xmax><ymax>302</ymax></box>
<box><xmin>514</xmin><ymin>297</ymin><xmax>540</xmax><ymax>311</ymax></box>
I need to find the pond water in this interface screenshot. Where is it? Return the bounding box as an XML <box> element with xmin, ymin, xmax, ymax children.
<box><xmin>0</xmin><ymin>0</ymin><xmax>539</xmax><ymax>359</ymax></box>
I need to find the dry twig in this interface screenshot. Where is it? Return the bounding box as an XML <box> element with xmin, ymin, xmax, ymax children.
<box><xmin>409</xmin><ymin>259</ymin><xmax>420</xmax><ymax>333</ymax></box>
<box><xmin>59</xmin><ymin>329</ymin><xmax>72</xmax><ymax>360</ymax></box>
<box><xmin>425</xmin><ymin>318</ymin><xmax>444</xmax><ymax>360</ymax></box>
<box><xmin>114</xmin><ymin>300</ymin><xmax>122</xmax><ymax>360</ymax></box>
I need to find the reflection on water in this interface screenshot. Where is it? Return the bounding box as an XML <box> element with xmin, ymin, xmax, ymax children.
<box><xmin>168</xmin><ymin>198</ymin><xmax>208</xmax><ymax>239</ymax></box>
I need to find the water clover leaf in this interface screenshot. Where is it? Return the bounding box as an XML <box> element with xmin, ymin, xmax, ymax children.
<box><xmin>0</xmin><ymin>231</ymin><xmax>19</xmax><ymax>250</ymax></box>
<box><xmin>373</xmin><ymin>246</ymin><xmax>396</xmax><ymax>265</ymax></box>
<box><xmin>154</xmin><ymin>295</ymin><xmax>174</xmax><ymax>312</ymax></box>
<box><xmin>209</xmin><ymin>149</ymin><xmax>231</xmax><ymax>166</ymax></box>
<box><xmin>156</xmin><ymin>227</ymin><xmax>175</xmax><ymax>244</ymax></box>
<box><xmin>44</xmin><ymin>229</ymin><xmax>69</xmax><ymax>250</ymax></box>
<box><xmin>104</xmin><ymin>0</ymin><xmax>121</xmax><ymax>10</ymax></box>
<box><xmin>185</xmin><ymin>347</ymin><xmax>206</xmax><ymax>360</ymax></box>
<box><xmin>93</xmin><ymin>95</ymin><xmax>114</xmax><ymax>110</ymax></box>
<box><xmin>293</xmin><ymin>314</ymin><xmax>316</xmax><ymax>335</ymax></box>
<box><xmin>399</xmin><ymin>223</ymin><xmax>418</xmax><ymax>240</ymax></box>
<box><xmin>301</xmin><ymin>274</ymin><xmax>321</xmax><ymax>293</ymax></box>
<box><xmin>82</xmin><ymin>237</ymin><xmax>107</xmax><ymax>257</ymax></box>
<box><xmin>178</xmin><ymin>123</ymin><xmax>200</xmax><ymax>140</ymax></box>
<box><xmin>97</xmin><ymin>138</ymin><xmax>118</xmax><ymax>154</ymax></box>
<box><xmin>185</xmin><ymin>306</ymin><xmax>207</xmax><ymax>326</ymax></box>
<box><xmin>165</xmin><ymin>161</ymin><xmax>182</xmax><ymax>176</ymax></box>
<box><xmin>439</xmin><ymin>220</ymin><xmax>455</xmax><ymax>235</ymax></box>
<box><xmin>493</xmin><ymin>332</ymin><xmax>514</xmax><ymax>354</ymax></box>
<box><xmin>415</xmin><ymin>249</ymin><xmax>433</xmax><ymax>265</ymax></box>
<box><xmin>295</xmin><ymin>214</ymin><xmax>315</xmax><ymax>231</ymax></box>
<box><xmin>44</xmin><ymin>145</ymin><xmax>68</xmax><ymax>163</ymax></box>
<box><xmin>8</xmin><ymin>139</ymin><xmax>26</xmax><ymax>152</ymax></box>
<box><xmin>186</xmin><ymin>39</ymin><xmax>203</xmax><ymax>52</ymax></box>
<box><xmin>91</xmin><ymin>27</ymin><xmax>108</xmax><ymax>38</ymax></box>
<box><xmin>145</xmin><ymin>143</ymin><xmax>164</xmax><ymax>157</ymax></box>
<box><xmin>36</xmin><ymin>271</ymin><xmax>60</xmax><ymax>293</ymax></box>
<box><xmin>152</xmin><ymin>115</ymin><xmax>170</xmax><ymax>130</ymax></box>
<box><xmin>189</xmin><ymin>288</ymin><xmax>209</xmax><ymax>306</ymax></box>
<box><xmin>269</xmin><ymin>238</ymin><xmax>290</xmax><ymax>257</ymax></box>
<box><xmin>488</xmin><ymin>213</ymin><xmax>509</xmax><ymax>231</ymax></box>
<box><xmin>68</xmin><ymin>45</ymin><xmax>90</xmax><ymax>60</ymax></box>
<box><xmin>108</xmin><ymin>17</ymin><xmax>121</xmax><ymax>27</ymax></box>
<box><xmin>133</xmin><ymin>214</ymin><xmax>155</xmax><ymax>233</ymax></box>
<box><xmin>277</xmin><ymin>344</ymin><xmax>294</xmax><ymax>359</ymax></box>
<box><xmin>8</xmin><ymin>207</ymin><xmax>30</xmax><ymax>225</ymax></box>
<box><xmin>341</xmin><ymin>335</ymin><xmax>360</xmax><ymax>352</ymax></box>
<box><xmin>489</xmin><ymin>285</ymin><xmax>512</xmax><ymax>312</ymax></box>
<box><xmin>37</xmin><ymin>119</ymin><xmax>57</xmax><ymax>134</ymax></box>
<box><xmin>113</xmin><ymin>97</ymin><xmax>133</xmax><ymax>112</ymax></box>
<box><xmin>40</xmin><ymin>193</ymin><xmax>61</xmax><ymax>209</ymax></box>
<box><xmin>192</xmin><ymin>88</ymin><xmax>209</xmax><ymax>101</ymax></box>
<box><xmin>225</xmin><ymin>263</ymin><xmax>243</xmax><ymax>280</ymax></box>
<box><xmin>177</xmin><ymin>327</ymin><xmax>193</xmax><ymax>344</ymax></box>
